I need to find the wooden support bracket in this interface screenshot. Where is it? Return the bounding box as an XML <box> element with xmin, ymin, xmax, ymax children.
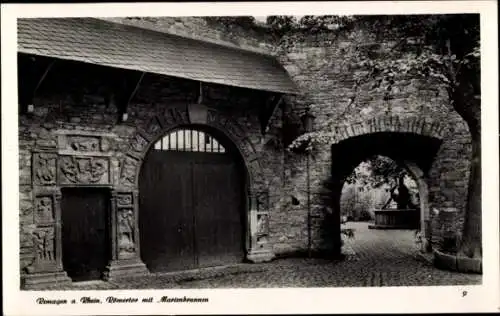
<box><xmin>259</xmin><ymin>93</ymin><xmax>283</xmax><ymax>136</ymax></box>
<box><xmin>114</xmin><ymin>71</ymin><xmax>145</xmax><ymax>122</ymax></box>
<box><xmin>197</xmin><ymin>81</ymin><xmax>204</xmax><ymax>105</ymax></box>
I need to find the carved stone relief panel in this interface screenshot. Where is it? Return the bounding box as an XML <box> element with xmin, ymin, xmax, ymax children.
<box><xmin>58</xmin><ymin>156</ymin><xmax>110</xmax><ymax>185</ymax></box>
<box><xmin>32</xmin><ymin>226</ymin><xmax>56</xmax><ymax>263</ymax></box>
<box><xmin>34</xmin><ymin>196</ymin><xmax>54</xmax><ymax>224</ymax></box>
<box><xmin>145</xmin><ymin>116</ymin><xmax>163</xmax><ymax>137</ymax></box>
<box><xmin>33</xmin><ymin>153</ymin><xmax>57</xmax><ymax>186</ymax></box>
<box><xmin>256</xmin><ymin>213</ymin><xmax>269</xmax><ymax>235</ymax></box>
<box><xmin>120</xmin><ymin>155</ymin><xmax>140</xmax><ymax>187</ymax></box>
<box><xmin>68</xmin><ymin>136</ymin><xmax>100</xmax><ymax>152</ymax></box>
<box><xmin>117</xmin><ymin>208</ymin><xmax>136</xmax><ymax>259</ymax></box>
<box><xmin>255</xmin><ymin>191</ymin><xmax>269</xmax><ymax>212</ymax></box>
<box><xmin>35</xmin><ymin>128</ymin><xmax>58</xmax><ymax>150</ymax></box>
<box><xmin>250</xmin><ymin>191</ymin><xmax>269</xmax><ymax>213</ymax></box>
<box><xmin>225</xmin><ymin>120</ymin><xmax>246</xmax><ymax>141</ymax></box>
<box><xmin>116</xmin><ymin>192</ymin><xmax>133</xmax><ymax>207</ymax></box>
<box><xmin>130</xmin><ymin>133</ymin><xmax>149</xmax><ymax>153</ymax></box>
<box><xmin>56</xmin><ymin>131</ymin><xmax>114</xmax><ymax>156</ymax></box>
<box><xmin>207</xmin><ymin>109</ymin><xmax>228</xmax><ymax>128</ymax></box>
<box><xmin>251</xmin><ymin>210</ymin><xmax>271</xmax><ymax>252</ymax></box>
<box><xmin>248</xmin><ymin>158</ymin><xmax>265</xmax><ymax>187</ymax></box>
<box><xmin>164</xmin><ymin>107</ymin><xmax>188</xmax><ymax>126</ymax></box>
<box><xmin>239</xmin><ymin>139</ymin><xmax>258</xmax><ymax>163</ymax></box>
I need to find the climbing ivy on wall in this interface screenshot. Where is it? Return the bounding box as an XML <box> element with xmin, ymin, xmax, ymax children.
<box><xmin>266</xmin><ymin>15</ymin><xmax>356</xmax><ymax>34</ymax></box>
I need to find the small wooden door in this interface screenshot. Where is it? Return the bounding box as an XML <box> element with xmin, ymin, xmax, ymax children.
<box><xmin>61</xmin><ymin>188</ymin><xmax>110</xmax><ymax>281</ymax></box>
<box><xmin>139</xmin><ymin>128</ymin><xmax>245</xmax><ymax>273</ymax></box>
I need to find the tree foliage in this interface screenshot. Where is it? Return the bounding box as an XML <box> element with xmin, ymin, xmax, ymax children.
<box><xmin>267</xmin><ymin>15</ymin><xmax>356</xmax><ymax>34</ymax></box>
<box><xmin>205</xmin><ymin>16</ymin><xmax>259</xmax><ymax>30</ymax></box>
<box><xmin>287</xmin><ymin>14</ymin><xmax>480</xmax><ymax>151</ymax></box>
<box><xmin>345</xmin><ymin>156</ymin><xmax>407</xmax><ymax>188</ymax></box>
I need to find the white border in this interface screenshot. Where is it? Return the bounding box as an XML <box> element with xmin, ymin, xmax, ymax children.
<box><xmin>2</xmin><ymin>1</ymin><xmax>499</xmax><ymax>315</ymax></box>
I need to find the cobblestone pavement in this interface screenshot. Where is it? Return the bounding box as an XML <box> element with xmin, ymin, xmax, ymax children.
<box><xmin>35</xmin><ymin>222</ymin><xmax>481</xmax><ymax>290</ymax></box>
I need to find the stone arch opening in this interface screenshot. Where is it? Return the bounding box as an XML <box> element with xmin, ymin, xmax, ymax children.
<box><xmin>141</xmin><ymin>122</ymin><xmax>258</xmax><ymax>190</ymax></box>
<box><xmin>119</xmin><ymin>114</ymin><xmax>267</xmax><ymax>199</ymax></box>
<box><xmin>327</xmin><ymin>131</ymin><xmax>442</xmax><ymax>255</ymax></box>
<box><xmin>138</xmin><ymin>124</ymin><xmax>250</xmax><ymax>272</ymax></box>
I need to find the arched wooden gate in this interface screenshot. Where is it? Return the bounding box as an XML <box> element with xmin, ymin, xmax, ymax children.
<box><xmin>139</xmin><ymin>127</ymin><xmax>246</xmax><ymax>272</ymax></box>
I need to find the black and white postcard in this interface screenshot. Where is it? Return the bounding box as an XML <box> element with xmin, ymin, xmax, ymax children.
<box><xmin>2</xmin><ymin>1</ymin><xmax>499</xmax><ymax>315</ymax></box>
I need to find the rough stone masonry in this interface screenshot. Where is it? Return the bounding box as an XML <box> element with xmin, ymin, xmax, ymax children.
<box><xmin>18</xmin><ymin>17</ymin><xmax>472</xmax><ymax>281</ymax></box>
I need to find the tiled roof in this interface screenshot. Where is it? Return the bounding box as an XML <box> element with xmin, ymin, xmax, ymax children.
<box><xmin>18</xmin><ymin>18</ymin><xmax>298</xmax><ymax>94</ymax></box>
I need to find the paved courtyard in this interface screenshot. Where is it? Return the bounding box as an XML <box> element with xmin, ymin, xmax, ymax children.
<box><xmin>36</xmin><ymin>222</ymin><xmax>481</xmax><ymax>290</ymax></box>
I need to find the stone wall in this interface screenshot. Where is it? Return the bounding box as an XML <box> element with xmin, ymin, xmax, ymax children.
<box><xmin>271</xmin><ymin>26</ymin><xmax>472</xmax><ymax>254</ymax></box>
<box><xmin>18</xmin><ymin>17</ymin><xmax>475</xmax><ymax>267</ymax></box>
<box><xmin>18</xmin><ymin>57</ymin><xmax>282</xmax><ymax>271</ymax></box>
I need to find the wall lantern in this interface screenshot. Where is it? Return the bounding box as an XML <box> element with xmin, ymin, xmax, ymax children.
<box><xmin>301</xmin><ymin>109</ymin><xmax>316</xmax><ymax>133</ymax></box>
<box><xmin>187</xmin><ymin>82</ymin><xmax>209</xmax><ymax>124</ymax></box>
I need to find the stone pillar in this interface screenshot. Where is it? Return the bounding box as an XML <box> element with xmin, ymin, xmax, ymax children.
<box><xmin>22</xmin><ymin>153</ymin><xmax>72</xmax><ymax>289</ymax></box>
<box><xmin>22</xmin><ymin>190</ymin><xmax>71</xmax><ymax>289</ymax></box>
<box><xmin>103</xmin><ymin>190</ymin><xmax>148</xmax><ymax>281</ymax></box>
<box><xmin>246</xmin><ymin>191</ymin><xmax>275</xmax><ymax>263</ymax></box>
<box><xmin>404</xmin><ymin>160</ymin><xmax>431</xmax><ymax>252</ymax></box>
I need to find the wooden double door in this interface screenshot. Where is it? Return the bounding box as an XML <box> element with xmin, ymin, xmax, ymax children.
<box><xmin>139</xmin><ymin>141</ymin><xmax>245</xmax><ymax>272</ymax></box>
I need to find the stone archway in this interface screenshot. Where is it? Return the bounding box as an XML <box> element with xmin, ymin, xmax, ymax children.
<box><xmin>404</xmin><ymin>160</ymin><xmax>431</xmax><ymax>246</ymax></box>
<box><xmin>330</xmin><ymin>114</ymin><xmax>448</xmax><ymax>143</ymax></box>
<box><xmin>112</xmin><ymin>103</ymin><xmax>274</xmax><ymax>275</ymax></box>
<box><xmin>324</xmin><ymin>114</ymin><xmax>446</xmax><ymax>256</ymax></box>
<box><xmin>138</xmin><ymin>125</ymin><xmax>248</xmax><ymax>271</ymax></box>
